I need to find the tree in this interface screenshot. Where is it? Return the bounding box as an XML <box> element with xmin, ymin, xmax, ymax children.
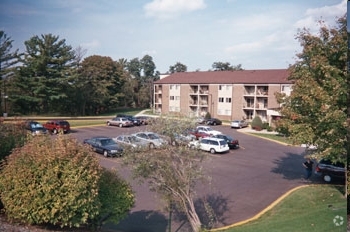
<box><xmin>123</xmin><ymin>115</ymin><xmax>208</xmax><ymax>232</ymax></box>
<box><xmin>212</xmin><ymin>62</ymin><xmax>243</xmax><ymax>71</ymax></box>
<box><xmin>275</xmin><ymin>15</ymin><xmax>347</xmax><ymax>164</ymax></box>
<box><xmin>11</xmin><ymin>34</ymin><xmax>76</xmax><ymax>114</ymax></box>
<box><xmin>169</xmin><ymin>62</ymin><xmax>187</xmax><ymax>73</ymax></box>
<box><xmin>0</xmin><ymin>31</ymin><xmax>20</xmax><ymax>115</ymax></box>
<box><xmin>76</xmin><ymin>55</ymin><xmax>125</xmax><ymax>115</ymax></box>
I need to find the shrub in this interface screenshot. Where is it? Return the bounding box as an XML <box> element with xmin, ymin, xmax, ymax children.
<box><xmin>262</xmin><ymin>122</ymin><xmax>269</xmax><ymax>130</ymax></box>
<box><xmin>92</xmin><ymin>168</ymin><xmax>135</xmax><ymax>229</ymax></box>
<box><xmin>0</xmin><ymin>121</ymin><xmax>27</xmax><ymax>161</ymax></box>
<box><xmin>251</xmin><ymin>116</ymin><xmax>263</xmax><ymax>130</ymax></box>
<box><xmin>0</xmin><ymin>135</ymin><xmax>101</xmax><ymax>228</ymax></box>
<box><xmin>204</xmin><ymin>112</ymin><xmax>211</xmax><ymax>120</ymax></box>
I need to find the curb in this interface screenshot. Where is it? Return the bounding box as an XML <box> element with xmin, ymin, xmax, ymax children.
<box><xmin>209</xmin><ymin>185</ymin><xmax>310</xmax><ymax>231</ymax></box>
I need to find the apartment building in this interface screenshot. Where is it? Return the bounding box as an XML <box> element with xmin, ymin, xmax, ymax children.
<box><xmin>153</xmin><ymin>69</ymin><xmax>292</xmax><ymax>123</ymax></box>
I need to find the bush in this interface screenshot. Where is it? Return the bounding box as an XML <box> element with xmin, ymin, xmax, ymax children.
<box><xmin>262</xmin><ymin>122</ymin><xmax>269</xmax><ymax>130</ymax></box>
<box><xmin>0</xmin><ymin>121</ymin><xmax>27</xmax><ymax>161</ymax></box>
<box><xmin>92</xmin><ymin>168</ymin><xmax>135</xmax><ymax>228</ymax></box>
<box><xmin>0</xmin><ymin>135</ymin><xmax>101</xmax><ymax>228</ymax></box>
<box><xmin>251</xmin><ymin>116</ymin><xmax>263</xmax><ymax>130</ymax></box>
<box><xmin>204</xmin><ymin>112</ymin><xmax>211</xmax><ymax>120</ymax></box>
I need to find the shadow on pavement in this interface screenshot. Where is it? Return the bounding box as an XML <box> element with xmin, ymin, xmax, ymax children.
<box><xmin>102</xmin><ymin>193</ymin><xmax>229</xmax><ymax>232</ymax></box>
<box><xmin>270</xmin><ymin>152</ymin><xmax>306</xmax><ymax>180</ymax></box>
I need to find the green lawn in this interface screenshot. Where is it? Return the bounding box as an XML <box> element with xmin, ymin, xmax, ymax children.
<box><xmin>248</xmin><ymin>133</ymin><xmax>293</xmax><ymax>145</ymax></box>
<box><xmin>215</xmin><ymin>185</ymin><xmax>346</xmax><ymax>232</ymax></box>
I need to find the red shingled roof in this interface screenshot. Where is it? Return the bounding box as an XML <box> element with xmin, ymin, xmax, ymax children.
<box><xmin>155</xmin><ymin>69</ymin><xmax>292</xmax><ymax>84</ymax></box>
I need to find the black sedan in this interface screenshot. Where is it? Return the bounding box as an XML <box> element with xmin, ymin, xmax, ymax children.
<box><xmin>206</xmin><ymin>118</ymin><xmax>222</xmax><ymax>126</ymax></box>
<box><xmin>83</xmin><ymin>136</ymin><xmax>123</xmax><ymax>157</ymax></box>
<box><xmin>211</xmin><ymin>134</ymin><xmax>239</xmax><ymax>149</ymax></box>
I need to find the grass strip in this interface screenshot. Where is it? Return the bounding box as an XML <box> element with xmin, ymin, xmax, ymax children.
<box><xmin>217</xmin><ymin>185</ymin><xmax>346</xmax><ymax>232</ymax></box>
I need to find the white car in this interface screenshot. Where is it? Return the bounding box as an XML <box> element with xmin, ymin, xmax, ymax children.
<box><xmin>113</xmin><ymin>135</ymin><xmax>149</xmax><ymax>149</ymax></box>
<box><xmin>132</xmin><ymin>132</ymin><xmax>167</xmax><ymax>149</ymax></box>
<box><xmin>196</xmin><ymin>126</ymin><xmax>222</xmax><ymax>136</ymax></box>
<box><xmin>188</xmin><ymin>137</ymin><xmax>229</xmax><ymax>154</ymax></box>
<box><xmin>230</xmin><ymin>120</ymin><xmax>249</xmax><ymax>129</ymax></box>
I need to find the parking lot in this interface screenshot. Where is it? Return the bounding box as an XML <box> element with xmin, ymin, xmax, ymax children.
<box><xmin>70</xmin><ymin>124</ymin><xmax>307</xmax><ymax>231</ymax></box>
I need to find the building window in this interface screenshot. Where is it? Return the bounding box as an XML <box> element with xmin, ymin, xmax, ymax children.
<box><xmin>219</xmin><ymin>97</ymin><xmax>224</xmax><ymax>103</ymax></box>
<box><xmin>170</xmin><ymin>96</ymin><xmax>174</xmax><ymax>100</ymax></box>
<box><xmin>175</xmin><ymin>96</ymin><xmax>180</xmax><ymax>101</ymax></box>
<box><xmin>219</xmin><ymin>85</ymin><xmax>223</xmax><ymax>90</ymax></box>
<box><xmin>226</xmin><ymin>98</ymin><xmax>231</xmax><ymax>103</ymax></box>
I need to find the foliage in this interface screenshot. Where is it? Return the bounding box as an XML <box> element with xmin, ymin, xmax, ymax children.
<box><xmin>76</xmin><ymin>55</ymin><xmax>125</xmax><ymax>115</ymax></box>
<box><xmin>212</xmin><ymin>62</ymin><xmax>243</xmax><ymax>71</ymax></box>
<box><xmin>10</xmin><ymin>34</ymin><xmax>76</xmax><ymax>115</ymax></box>
<box><xmin>204</xmin><ymin>112</ymin><xmax>211</xmax><ymax>120</ymax></box>
<box><xmin>169</xmin><ymin>62</ymin><xmax>187</xmax><ymax>73</ymax></box>
<box><xmin>0</xmin><ymin>120</ymin><xmax>27</xmax><ymax>160</ymax></box>
<box><xmin>92</xmin><ymin>168</ymin><xmax>134</xmax><ymax>228</ymax></box>
<box><xmin>123</xmin><ymin>116</ymin><xmax>209</xmax><ymax>232</ymax></box>
<box><xmin>0</xmin><ymin>31</ymin><xmax>20</xmax><ymax>115</ymax></box>
<box><xmin>0</xmin><ymin>135</ymin><xmax>101</xmax><ymax>228</ymax></box>
<box><xmin>251</xmin><ymin>116</ymin><xmax>263</xmax><ymax>131</ymax></box>
<box><xmin>275</xmin><ymin>16</ymin><xmax>347</xmax><ymax>163</ymax></box>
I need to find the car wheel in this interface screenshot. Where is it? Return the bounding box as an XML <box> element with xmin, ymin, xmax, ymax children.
<box><xmin>53</xmin><ymin>128</ymin><xmax>58</xmax><ymax>134</ymax></box>
<box><xmin>119</xmin><ymin>123</ymin><xmax>123</xmax><ymax>128</ymax></box>
<box><xmin>213</xmin><ymin>122</ymin><xmax>217</xmax><ymax>126</ymax></box>
<box><xmin>149</xmin><ymin>143</ymin><xmax>155</xmax><ymax>149</ymax></box>
<box><xmin>107</xmin><ymin>122</ymin><xmax>111</xmax><ymax>126</ymax></box>
<box><xmin>103</xmin><ymin>150</ymin><xmax>108</xmax><ymax>157</ymax></box>
<box><xmin>190</xmin><ymin>145</ymin><xmax>195</xmax><ymax>149</ymax></box>
<box><xmin>323</xmin><ymin>175</ymin><xmax>331</xmax><ymax>182</ymax></box>
<box><xmin>210</xmin><ymin>148</ymin><xmax>216</xmax><ymax>154</ymax></box>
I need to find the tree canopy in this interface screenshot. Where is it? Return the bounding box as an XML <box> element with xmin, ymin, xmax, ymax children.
<box><xmin>276</xmin><ymin>15</ymin><xmax>347</xmax><ymax>164</ymax></box>
<box><xmin>169</xmin><ymin>62</ymin><xmax>187</xmax><ymax>73</ymax></box>
<box><xmin>212</xmin><ymin>62</ymin><xmax>243</xmax><ymax>71</ymax></box>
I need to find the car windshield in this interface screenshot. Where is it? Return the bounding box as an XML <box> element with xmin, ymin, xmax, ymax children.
<box><xmin>225</xmin><ymin>135</ymin><xmax>233</xmax><ymax>140</ymax></box>
<box><xmin>58</xmin><ymin>121</ymin><xmax>69</xmax><ymax>126</ymax></box>
<box><xmin>219</xmin><ymin>140</ymin><xmax>227</xmax><ymax>145</ymax></box>
<box><xmin>100</xmin><ymin>139</ymin><xmax>116</xmax><ymax>146</ymax></box>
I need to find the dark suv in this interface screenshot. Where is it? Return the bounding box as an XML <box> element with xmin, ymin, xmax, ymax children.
<box><xmin>25</xmin><ymin>121</ymin><xmax>48</xmax><ymax>135</ymax></box>
<box><xmin>314</xmin><ymin>159</ymin><xmax>345</xmax><ymax>182</ymax></box>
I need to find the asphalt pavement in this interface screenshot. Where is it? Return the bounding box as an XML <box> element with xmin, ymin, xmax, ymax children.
<box><xmin>71</xmin><ymin>123</ymin><xmax>318</xmax><ymax>232</ymax></box>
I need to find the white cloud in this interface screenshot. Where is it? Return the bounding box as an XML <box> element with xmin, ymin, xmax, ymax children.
<box><xmin>294</xmin><ymin>0</ymin><xmax>346</xmax><ymax>32</ymax></box>
<box><xmin>144</xmin><ymin>0</ymin><xmax>206</xmax><ymax>19</ymax></box>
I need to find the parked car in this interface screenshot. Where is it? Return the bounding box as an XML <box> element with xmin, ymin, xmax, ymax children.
<box><xmin>231</xmin><ymin>120</ymin><xmax>249</xmax><ymax>129</ymax></box>
<box><xmin>25</xmin><ymin>121</ymin><xmax>48</xmax><ymax>135</ymax></box>
<box><xmin>83</xmin><ymin>136</ymin><xmax>123</xmax><ymax>157</ymax></box>
<box><xmin>113</xmin><ymin>135</ymin><xmax>149</xmax><ymax>149</ymax></box>
<box><xmin>107</xmin><ymin>117</ymin><xmax>133</xmax><ymax>127</ymax></box>
<box><xmin>206</xmin><ymin>118</ymin><xmax>222</xmax><ymax>126</ymax></box>
<box><xmin>188</xmin><ymin>137</ymin><xmax>229</xmax><ymax>154</ymax></box>
<box><xmin>189</xmin><ymin>129</ymin><xmax>210</xmax><ymax>140</ymax></box>
<box><xmin>127</xmin><ymin>116</ymin><xmax>142</xmax><ymax>126</ymax></box>
<box><xmin>134</xmin><ymin>115</ymin><xmax>151</xmax><ymax>125</ymax></box>
<box><xmin>196</xmin><ymin>126</ymin><xmax>222</xmax><ymax>136</ymax></box>
<box><xmin>132</xmin><ymin>132</ymin><xmax>167</xmax><ymax>149</ymax></box>
<box><xmin>314</xmin><ymin>158</ymin><xmax>346</xmax><ymax>182</ymax></box>
<box><xmin>171</xmin><ymin>131</ymin><xmax>196</xmax><ymax>146</ymax></box>
<box><xmin>211</xmin><ymin>134</ymin><xmax>239</xmax><ymax>149</ymax></box>
<box><xmin>43</xmin><ymin>120</ymin><xmax>70</xmax><ymax>134</ymax></box>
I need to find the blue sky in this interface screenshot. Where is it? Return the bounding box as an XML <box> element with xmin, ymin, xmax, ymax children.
<box><xmin>0</xmin><ymin>0</ymin><xmax>346</xmax><ymax>73</ymax></box>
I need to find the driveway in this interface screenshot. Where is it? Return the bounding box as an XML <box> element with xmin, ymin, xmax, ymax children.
<box><xmin>71</xmin><ymin>125</ymin><xmax>309</xmax><ymax>232</ymax></box>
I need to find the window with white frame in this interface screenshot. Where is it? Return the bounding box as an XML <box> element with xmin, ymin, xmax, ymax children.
<box><xmin>226</xmin><ymin>97</ymin><xmax>231</xmax><ymax>103</ymax></box>
<box><xmin>219</xmin><ymin>97</ymin><xmax>224</xmax><ymax>103</ymax></box>
<box><xmin>175</xmin><ymin>96</ymin><xmax>180</xmax><ymax>101</ymax></box>
<box><xmin>170</xmin><ymin>96</ymin><xmax>174</xmax><ymax>100</ymax></box>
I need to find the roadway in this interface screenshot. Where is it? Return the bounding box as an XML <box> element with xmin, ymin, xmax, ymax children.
<box><xmin>70</xmin><ymin>124</ymin><xmax>309</xmax><ymax>232</ymax></box>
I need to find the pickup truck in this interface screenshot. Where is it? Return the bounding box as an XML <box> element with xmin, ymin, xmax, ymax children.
<box><xmin>43</xmin><ymin>120</ymin><xmax>71</xmax><ymax>134</ymax></box>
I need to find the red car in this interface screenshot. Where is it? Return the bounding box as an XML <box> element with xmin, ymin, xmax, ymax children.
<box><xmin>43</xmin><ymin>120</ymin><xmax>70</xmax><ymax>134</ymax></box>
<box><xmin>189</xmin><ymin>129</ymin><xmax>210</xmax><ymax>140</ymax></box>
